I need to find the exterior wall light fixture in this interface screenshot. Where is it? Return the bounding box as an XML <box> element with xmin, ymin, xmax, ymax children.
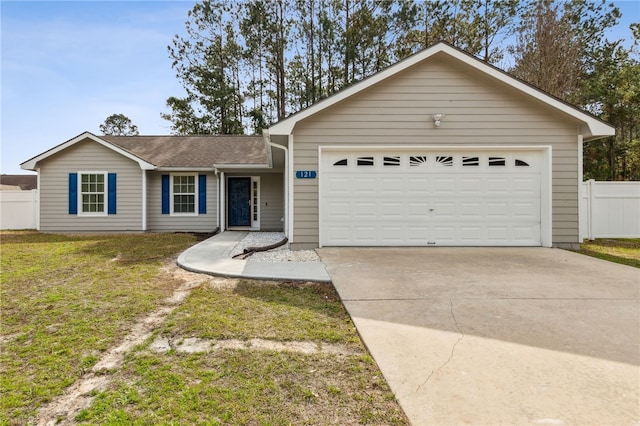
<box><xmin>431</xmin><ymin>113</ymin><xmax>446</xmax><ymax>127</ymax></box>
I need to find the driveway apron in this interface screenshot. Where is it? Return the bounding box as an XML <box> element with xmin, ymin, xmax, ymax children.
<box><xmin>318</xmin><ymin>247</ymin><xmax>640</xmax><ymax>425</ymax></box>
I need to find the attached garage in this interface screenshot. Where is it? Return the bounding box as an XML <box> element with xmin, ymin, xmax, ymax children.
<box><xmin>266</xmin><ymin>42</ymin><xmax>615</xmax><ymax>250</ymax></box>
<box><xmin>319</xmin><ymin>147</ymin><xmax>551</xmax><ymax>247</ymax></box>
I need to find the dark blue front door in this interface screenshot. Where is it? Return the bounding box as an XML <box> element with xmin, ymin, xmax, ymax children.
<box><xmin>228</xmin><ymin>177</ymin><xmax>251</xmax><ymax>226</ymax></box>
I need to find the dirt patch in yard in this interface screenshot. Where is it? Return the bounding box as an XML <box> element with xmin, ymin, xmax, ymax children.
<box><xmin>148</xmin><ymin>335</ymin><xmax>364</xmax><ymax>356</ymax></box>
<box><xmin>34</xmin><ymin>261</ymin><xmax>214</xmax><ymax>425</ymax></box>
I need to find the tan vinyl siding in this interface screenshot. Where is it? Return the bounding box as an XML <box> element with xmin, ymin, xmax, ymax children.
<box><xmin>147</xmin><ymin>171</ymin><xmax>218</xmax><ymax>232</ymax></box>
<box><xmin>258</xmin><ymin>173</ymin><xmax>284</xmax><ymax>231</ymax></box>
<box><xmin>290</xmin><ymin>54</ymin><xmax>582</xmax><ymax>248</ymax></box>
<box><xmin>38</xmin><ymin>139</ymin><xmax>143</xmax><ymax>232</ymax></box>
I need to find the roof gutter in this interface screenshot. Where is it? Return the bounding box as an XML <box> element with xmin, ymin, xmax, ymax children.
<box><xmin>155</xmin><ymin>167</ymin><xmax>215</xmax><ymax>172</ymax></box>
<box><xmin>212</xmin><ymin>163</ymin><xmax>271</xmax><ymax>169</ymax></box>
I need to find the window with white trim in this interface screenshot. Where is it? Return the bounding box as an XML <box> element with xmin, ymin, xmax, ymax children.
<box><xmin>79</xmin><ymin>172</ymin><xmax>107</xmax><ymax>216</ymax></box>
<box><xmin>172</xmin><ymin>174</ymin><xmax>197</xmax><ymax>215</ymax></box>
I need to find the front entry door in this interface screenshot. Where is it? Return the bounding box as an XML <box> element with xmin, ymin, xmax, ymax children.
<box><xmin>228</xmin><ymin>177</ymin><xmax>251</xmax><ymax>227</ymax></box>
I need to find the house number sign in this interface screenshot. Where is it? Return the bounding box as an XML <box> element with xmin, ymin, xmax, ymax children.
<box><xmin>295</xmin><ymin>170</ymin><xmax>317</xmax><ymax>179</ymax></box>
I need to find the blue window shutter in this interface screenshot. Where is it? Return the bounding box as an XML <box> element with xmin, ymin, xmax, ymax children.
<box><xmin>161</xmin><ymin>175</ymin><xmax>170</xmax><ymax>214</ymax></box>
<box><xmin>69</xmin><ymin>173</ymin><xmax>78</xmax><ymax>215</ymax></box>
<box><xmin>198</xmin><ymin>174</ymin><xmax>206</xmax><ymax>214</ymax></box>
<box><xmin>108</xmin><ymin>173</ymin><xmax>117</xmax><ymax>215</ymax></box>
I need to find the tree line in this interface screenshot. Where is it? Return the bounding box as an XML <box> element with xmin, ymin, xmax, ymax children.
<box><xmin>155</xmin><ymin>0</ymin><xmax>638</xmax><ymax>180</ymax></box>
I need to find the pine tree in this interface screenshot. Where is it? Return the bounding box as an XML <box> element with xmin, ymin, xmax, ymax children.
<box><xmin>163</xmin><ymin>1</ymin><xmax>244</xmax><ymax>135</ymax></box>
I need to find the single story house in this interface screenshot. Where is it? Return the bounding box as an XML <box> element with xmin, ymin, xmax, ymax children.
<box><xmin>21</xmin><ymin>42</ymin><xmax>614</xmax><ymax>249</ymax></box>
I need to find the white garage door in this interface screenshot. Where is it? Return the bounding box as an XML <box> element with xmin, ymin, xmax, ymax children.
<box><xmin>320</xmin><ymin>149</ymin><xmax>544</xmax><ymax>246</ymax></box>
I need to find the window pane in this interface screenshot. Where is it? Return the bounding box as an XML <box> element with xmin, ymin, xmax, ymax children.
<box><xmin>383</xmin><ymin>156</ymin><xmax>400</xmax><ymax>166</ymax></box>
<box><xmin>410</xmin><ymin>156</ymin><xmax>428</xmax><ymax>167</ymax></box>
<box><xmin>174</xmin><ymin>176</ymin><xmax>195</xmax><ymax>194</ymax></box>
<box><xmin>489</xmin><ymin>157</ymin><xmax>506</xmax><ymax>166</ymax></box>
<box><xmin>81</xmin><ymin>193</ymin><xmax>104</xmax><ymax>213</ymax></box>
<box><xmin>174</xmin><ymin>194</ymin><xmax>194</xmax><ymax>213</ymax></box>
<box><xmin>357</xmin><ymin>156</ymin><xmax>374</xmax><ymax>166</ymax></box>
<box><xmin>435</xmin><ymin>156</ymin><xmax>453</xmax><ymax>166</ymax></box>
<box><xmin>462</xmin><ymin>156</ymin><xmax>479</xmax><ymax>166</ymax></box>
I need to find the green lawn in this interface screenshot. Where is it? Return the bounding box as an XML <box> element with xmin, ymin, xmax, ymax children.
<box><xmin>576</xmin><ymin>238</ymin><xmax>640</xmax><ymax>268</ymax></box>
<box><xmin>1</xmin><ymin>232</ymin><xmax>407</xmax><ymax>425</ymax></box>
<box><xmin>0</xmin><ymin>232</ymin><xmax>199</xmax><ymax>424</ymax></box>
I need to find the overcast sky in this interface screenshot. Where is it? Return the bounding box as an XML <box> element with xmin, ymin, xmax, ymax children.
<box><xmin>2</xmin><ymin>0</ymin><xmax>638</xmax><ymax>174</ymax></box>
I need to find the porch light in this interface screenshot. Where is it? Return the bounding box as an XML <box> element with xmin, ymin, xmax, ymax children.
<box><xmin>431</xmin><ymin>113</ymin><xmax>446</xmax><ymax>127</ymax></box>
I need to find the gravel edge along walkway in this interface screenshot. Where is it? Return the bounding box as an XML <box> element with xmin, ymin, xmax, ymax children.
<box><xmin>230</xmin><ymin>232</ymin><xmax>321</xmax><ymax>263</ymax></box>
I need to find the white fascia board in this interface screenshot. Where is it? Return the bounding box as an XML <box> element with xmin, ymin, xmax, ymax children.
<box><xmin>20</xmin><ymin>131</ymin><xmax>156</xmax><ymax>171</ymax></box>
<box><xmin>267</xmin><ymin>43</ymin><xmax>614</xmax><ymax>139</ymax></box>
<box><xmin>581</xmin><ymin>122</ymin><xmax>616</xmax><ymax>140</ymax></box>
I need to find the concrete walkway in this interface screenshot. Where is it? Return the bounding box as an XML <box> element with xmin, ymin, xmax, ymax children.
<box><xmin>177</xmin><ymin>231</ymin><xmax>331</xmax><ymax>282</ymax></box>
<box><xmin>319</xmin><ymin>247</ymin><xmax>640</xmax><ymax>426</ymax></box>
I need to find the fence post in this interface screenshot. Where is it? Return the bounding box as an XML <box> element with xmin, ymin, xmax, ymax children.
<box><xmin>587</xmin><ymin>179</ymin><xmax>595</xmax><ymax>241</ymax></box>
<box><xmin>32</xmin><ymin>189</ymin><xmax>39</xmax><ymax>230</ymax></box>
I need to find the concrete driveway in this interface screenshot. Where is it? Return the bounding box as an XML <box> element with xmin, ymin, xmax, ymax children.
<box><xmin>318</xmin><ymin>247</ymin><xmax>640</xmax><ymax>425</ymax></box>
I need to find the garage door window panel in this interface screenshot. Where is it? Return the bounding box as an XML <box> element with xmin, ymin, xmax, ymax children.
<box><xmin>436</xmin><ymin>156</ymin><xmax>454</xmax><ymax>167</ymax></box>
<box><xmin>462</xmin><ymin>156</ymin><xmax>480</xmax><ymax>166</ymax></box>
<box><xmin>489</xmin><ymin>157</ymin><xmax>506</xmax><ymax>166</ymax></box>
<box><xmin>410</xmin><ymin>156</ymin><xmax>428</xmax><ymax>167</ymax></box>
<box><xmin>384</xmin><ymin>156</ymin><xmax>401</xmax><ymax>166</ymax></box>
<box><xmin>357</xmin><ymin>156</ymin><xmax>374</xmax><ymax>166</ymax></box>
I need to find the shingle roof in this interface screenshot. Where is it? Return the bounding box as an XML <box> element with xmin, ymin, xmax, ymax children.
<box><xmin>0</xmin><ymin>174</ymin><xmax>37</xmax><ymax>190</ymax></box>
<box><xmin>100</xmin><ymin>135</ymin><xmax>267</xmax><ymax>168</ymax></box>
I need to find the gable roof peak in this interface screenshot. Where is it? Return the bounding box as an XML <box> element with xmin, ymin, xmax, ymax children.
<box><xmin>267</xmin><ymin>41</ymin><xmax>614</xmax><ymax>140</ymax></box>
<box><xmin>20</xmin><ymin>132</ymin><xmax>268</xmax><ymax>171</ymax></box>
<box><xmin>20</xmin><ymin>132</ymin><xmax>156</xmax><ymax>171</ymax></box>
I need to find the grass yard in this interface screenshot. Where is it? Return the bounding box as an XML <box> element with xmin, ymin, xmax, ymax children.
<box><xmin>76</xmin><ymin>282</ymin><xmax>405</xmax><ymax>425</ymax></box>
<box><xmin>0</xmin><ymin>231</ymin><xmax>199</xmax><ymax>424</ymax></box>
<box><xmin>577</xmin><ymin>238</ymin><xmax>640</xmax><ymax>268</ymax></box>
<box><xmin>1</xmin><ymin>232</ymin><xmax>407</xmax><ymax>425</ymax></box>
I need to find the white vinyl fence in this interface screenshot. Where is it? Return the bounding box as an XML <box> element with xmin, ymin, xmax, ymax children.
<box><xmin>0</xmin><ymin>190</ymin><xmax>38</xmax><ymax>230</ymax></box>
<box><xmin>580</xmin><ymin>180</ymin><xmax>640</xmax><ymax>240</ymax></box>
